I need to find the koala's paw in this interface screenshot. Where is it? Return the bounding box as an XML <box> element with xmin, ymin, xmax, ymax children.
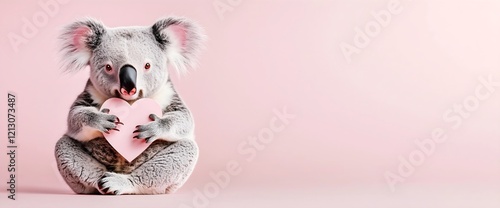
<box><xmin>97</xmin><ymin>172</ymin><xmax>135</xmax><ymax>195</ymax></box>
<box><xmin>90</xmin><ymin>108</ymin><xmax>123</xmax><ymax>134</ymax></box>
<box><xmin>133</xmin><ymin>114</ymin><xmax>168</xmax><ymax>143</ymax></box>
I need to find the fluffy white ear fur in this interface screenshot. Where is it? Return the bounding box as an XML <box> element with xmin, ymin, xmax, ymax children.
<box><xmin>59</xmin><ymin>18</ymin><xmax>106</xmax><ymax>72</ymax></box>
<box><xmin>152</xmin><ymin>17</ymin><xmax>206</xmax><ymax>75</ymax></box>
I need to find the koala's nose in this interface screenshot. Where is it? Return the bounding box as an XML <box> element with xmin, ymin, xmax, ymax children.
<box><xmin>119</xmin><ymin>65</ymin><xmax>137</xmax><ymax>96</ymax></box>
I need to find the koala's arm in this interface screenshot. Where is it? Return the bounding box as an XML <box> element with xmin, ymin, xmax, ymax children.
<box><xmin>66</xmin><ymin>90</ymin><xmax>120</xmax><ymax>142</ymax></box>
<box><xmin>135</xmin><ymin>93</ymin><xmax>194</xmax><ymax>143</ymax></box>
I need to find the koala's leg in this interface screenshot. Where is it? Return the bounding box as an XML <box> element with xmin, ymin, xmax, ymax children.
<box><xmin>97</xmin><ymin>139</ymin><xmax>199</xmax><ymax>195</ymax></box>
<box><xmin>55</xmin><ymin>135</ymin><xmax>106</xmax><ymax>194</ymax></box>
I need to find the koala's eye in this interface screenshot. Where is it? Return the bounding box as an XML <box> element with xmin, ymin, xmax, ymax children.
<box><xmin>145</xmin><ymin>63</ymin><xmax>151</xmax><ymax>70</ymax></box>
<box><xmin>105</xmin><ymin>64</ymin><xmax>112</xmax><ymax>72</ymax></box>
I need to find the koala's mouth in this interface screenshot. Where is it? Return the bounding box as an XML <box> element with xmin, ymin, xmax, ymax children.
<box><xmin>114</xmin><ymin>89</ymin><xmax>143</xmax><ymax>101</ymax></box>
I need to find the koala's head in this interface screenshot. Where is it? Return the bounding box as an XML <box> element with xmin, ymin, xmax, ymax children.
<box><xmin>59</xmin><ymin>17</ymin><xmax>205</xmax><ymax>101</ymax></box>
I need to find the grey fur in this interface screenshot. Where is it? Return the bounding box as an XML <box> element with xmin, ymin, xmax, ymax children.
<box><xmin>152</xmin><ymin>17</ymin><xmax>206</xmax><ymax>74</ymax></box>
<box><xmin>55</xmin><ymin>16</ymin><xmax>204</xmax><ymax>195</ymax></box>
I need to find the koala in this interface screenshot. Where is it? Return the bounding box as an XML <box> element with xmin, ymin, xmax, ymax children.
<box><xmin>54</xmin><ymin>16</ymin><xmax>205</xmax><ymax>195</ymax></box>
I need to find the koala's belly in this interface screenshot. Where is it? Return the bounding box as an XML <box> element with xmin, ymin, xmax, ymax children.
<box><xmin>82</xmin><ymin>137</ymin><xmax>170</xmax><ymax>174</ymax></box>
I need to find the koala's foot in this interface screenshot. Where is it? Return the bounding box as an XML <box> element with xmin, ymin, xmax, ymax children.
<box><xmin>55</xmin><ymin>135</ymin><xmax>107</xmax><ymax>194</ymax></box>
<box><xmin>97</xmin><ymin>172</ymin><xmax>135</xmax><ymax>195</ymax></box>
<box><xmin>128</xmin><ymin>139</ymin><xmax>199</xmax><ymax>194</ymax></box>
<box><xmin>96</xmin><ymin>140</ymin><xmax>199</xmax><ymax>195</ymax></box>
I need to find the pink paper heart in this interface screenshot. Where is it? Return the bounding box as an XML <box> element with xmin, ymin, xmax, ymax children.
<box><xmin>100</xmin><ymin>98</ymin><xmax>163</xmax><ymax>162</ymax></box>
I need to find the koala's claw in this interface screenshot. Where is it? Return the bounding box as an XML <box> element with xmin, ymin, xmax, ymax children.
<box><xmin>91</xmin><ymin>111</ymin><xmax>122</xmax><ymax>134</ymax></box>
<box><xmin>144</xmin><ymin>137</ymin><xmax>154</xmax><ymax>143</ymax></box>
<box><xmin>133</xmin><ymin>123</ymin><xmax>161</xmax><ymax>143</ymax></box>
<box><xmin>106</xmin><ymin>117</ymin><xmax>119</xmax><ymax>123</ymax></box>
<box><xmin>101</xmin><ymin>108</ymin><xmax>122</xmax><ymax>124</ymax></box>
<box><xmin>149</xmin><ymin>113</ymin><xmax>160</xmax><ymax>121</ymax></box>
<box><xmin>104</xmin><ymin>127</ymin><xmax>120</xmax><ymax>134</ymax></box>
<box><xmin>97</xmin><ymin>172</ymin><xmax>134</xmax><ymax>195</ymax></box>
<box><xmin>131</xmin><ymin>114</ymin><xmax>168</xmax><ymax>143</ymax></box>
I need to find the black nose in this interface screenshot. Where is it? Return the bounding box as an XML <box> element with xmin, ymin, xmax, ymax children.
<box><xmin>119</xmin><ymin>65</ymin><xmax>137</xmax><ymax>96</ymax></box>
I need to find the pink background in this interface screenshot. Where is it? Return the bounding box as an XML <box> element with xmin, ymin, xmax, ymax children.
<box><xmin>0</xmin><ymin>0</ymin><xmax>499</xmax><ymax>207</ymax></box>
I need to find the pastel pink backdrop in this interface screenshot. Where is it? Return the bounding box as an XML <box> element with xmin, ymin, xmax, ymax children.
<box><xmin>0</xmin><ymin>0</ymin><xmax>499</xmax><ymax>207</ymax></box>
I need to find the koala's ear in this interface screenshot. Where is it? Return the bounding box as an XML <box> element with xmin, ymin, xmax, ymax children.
<box><xmin>152</xmin><ymin>17</ymin><xmax>205</xmax><ymax>74</ymax></box>
<box><xmin>59</xmin><ymin>18</ymin><xmax>106</xmax><ymax>72</ymax></box>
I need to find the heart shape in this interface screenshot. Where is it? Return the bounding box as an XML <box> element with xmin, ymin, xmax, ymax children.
<box><xmin>100</xmin><ymin>98</ymin><xmax>163</xmax><ymax>162</ymax></box>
